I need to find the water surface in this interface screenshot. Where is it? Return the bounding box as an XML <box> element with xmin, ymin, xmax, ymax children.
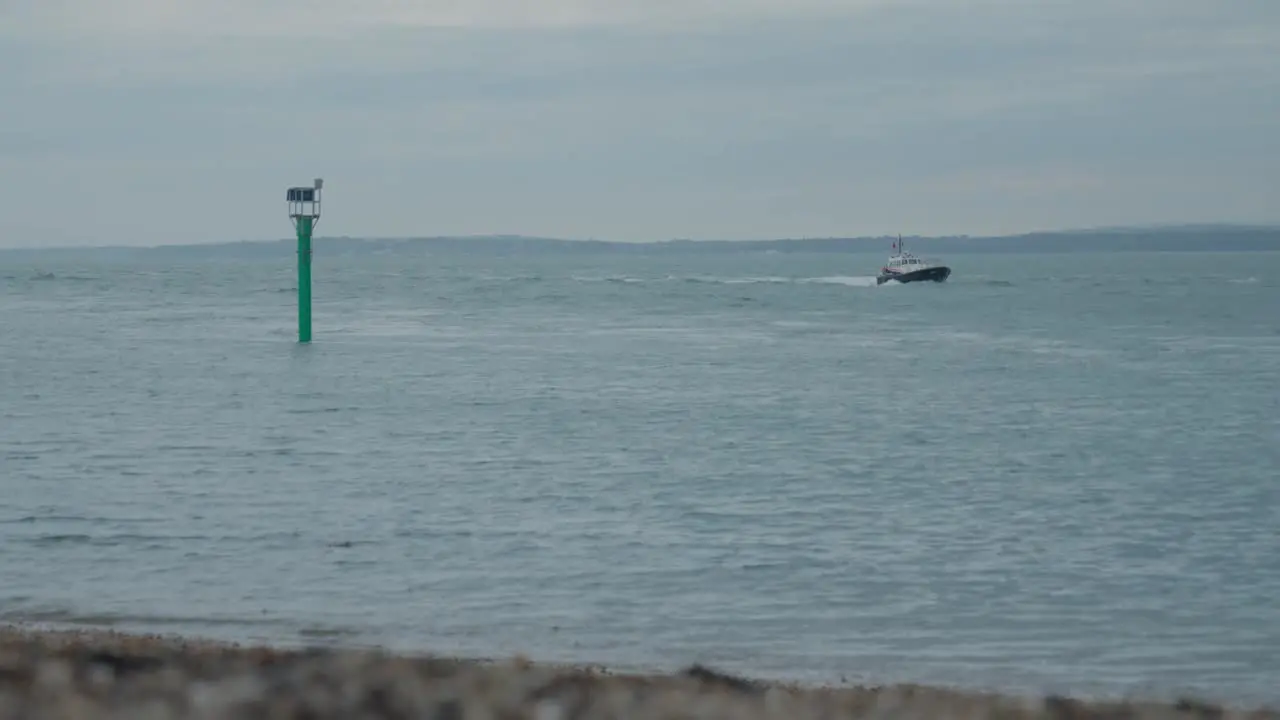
<box><xmin>2</xmin><ymin>248</ymin><xmax>1278</xmax><ymax>705</ymax></box>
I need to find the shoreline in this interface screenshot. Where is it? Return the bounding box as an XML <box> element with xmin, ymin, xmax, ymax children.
<box><xmin>2</xmin><ymin>624</ymin><xmax>1276</xmax><ymax>719</ymax></box>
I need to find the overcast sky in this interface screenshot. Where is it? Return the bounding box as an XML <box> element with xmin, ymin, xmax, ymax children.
<box><xmin>2</xmin><ymin>0</ymin><xmax>1277</xmax><ymax>247</ymax></box>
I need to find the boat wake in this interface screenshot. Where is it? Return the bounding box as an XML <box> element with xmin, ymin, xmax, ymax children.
<box><xmin>569</xmin><ymin>275</ymin><xmax>886</xmax><ymax>288</ymax></box>
<box><xmin>802</xmin><ymin>275</ymin><xmax>883</xmax><ymax>288</ymax></box>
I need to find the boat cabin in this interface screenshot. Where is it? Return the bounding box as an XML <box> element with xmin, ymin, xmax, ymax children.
<box><xmin>885</xmin><ymin>254</ymin><xmax>927</xmax><ymax>271</ymax></box>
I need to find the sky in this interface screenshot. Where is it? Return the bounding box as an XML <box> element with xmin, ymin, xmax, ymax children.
<box><xmin>1</xmin><ymin>0</ymin><xmax>1278</xmax><ymax>247</ymax></box>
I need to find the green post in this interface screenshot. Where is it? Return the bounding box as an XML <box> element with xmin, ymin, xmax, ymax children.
<box><xmin>286</xmin><ymin>178</ymin><xmax>322</xmax><ymax>344</ymax></box>
<box><xmin>296</xmin><ymin>215</ymin><xmax>313</xmax><ymax>344</ymax></box>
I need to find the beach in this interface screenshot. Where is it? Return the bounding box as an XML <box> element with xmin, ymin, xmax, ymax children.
<box><xmin>1</xmin><ymin>625</ymin><xmax>1273</xmax><ymax>720</ymax></box>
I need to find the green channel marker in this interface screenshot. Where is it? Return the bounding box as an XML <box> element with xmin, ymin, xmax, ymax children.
<box><xmin>296</xmin><ymin>214</ymin><xmax>313</xmax><ymax>343</ymax></box>
<box><xmin>285</xmin><ymin>178</ymin><xmax>323</xmax><ymax>343</ymax></box>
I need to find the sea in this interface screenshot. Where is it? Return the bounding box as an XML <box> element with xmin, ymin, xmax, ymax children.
<box><xmin>1</xmin><ymin>242</ymin><xmax>1278</xmax><ymax>707</ymax></box>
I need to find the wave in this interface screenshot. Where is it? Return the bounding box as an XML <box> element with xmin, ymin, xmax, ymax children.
<box><xmin>0</xmin><ymin>272</ymin><xmax>99</xmax><ymax>282</ymax></box>
<box><xmin>0</xmin><ymin>604</ymin><xmax>293</xmax><ymax>631</ymax></box>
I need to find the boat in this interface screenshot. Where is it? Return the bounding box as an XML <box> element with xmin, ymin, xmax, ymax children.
<box><xmin>876</xmin><ymin>235</ymin><xmax>951</xmax><ymax>285</ymax></box>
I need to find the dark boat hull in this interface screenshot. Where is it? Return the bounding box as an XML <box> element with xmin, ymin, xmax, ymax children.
<box><xmin>877</xmin><ymin>266</ymin><xmax>951</xmax><ymax>285</ymax></box>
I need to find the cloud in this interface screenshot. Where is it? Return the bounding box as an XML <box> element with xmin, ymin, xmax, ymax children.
<box><xmin>1</xmin><ymin>0</ymin><xmax>1278</xmax><ymax>246</ymax></box>
<box><xmin>11</xmin><ymin>0</ymin><xmax>906</xmax><ymax>37</ymax></box>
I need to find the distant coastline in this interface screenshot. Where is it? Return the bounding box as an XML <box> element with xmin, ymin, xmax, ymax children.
<box><xmin>3</xmin><ymin>223</ymin><xmax>1279</xmax><ymax>258</ymax></box>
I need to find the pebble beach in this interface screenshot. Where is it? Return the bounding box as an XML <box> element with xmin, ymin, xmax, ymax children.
<box><xmin>1</xmin><ymin>625</ymin><xmax>1275</xmax><ymax>720</ymax></box>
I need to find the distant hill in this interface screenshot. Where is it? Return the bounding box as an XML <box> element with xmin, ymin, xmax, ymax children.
<box><xmin>3</xmin><ymin>224</ymin><xmax>1279</xmax><ymax>260</ymax></box>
